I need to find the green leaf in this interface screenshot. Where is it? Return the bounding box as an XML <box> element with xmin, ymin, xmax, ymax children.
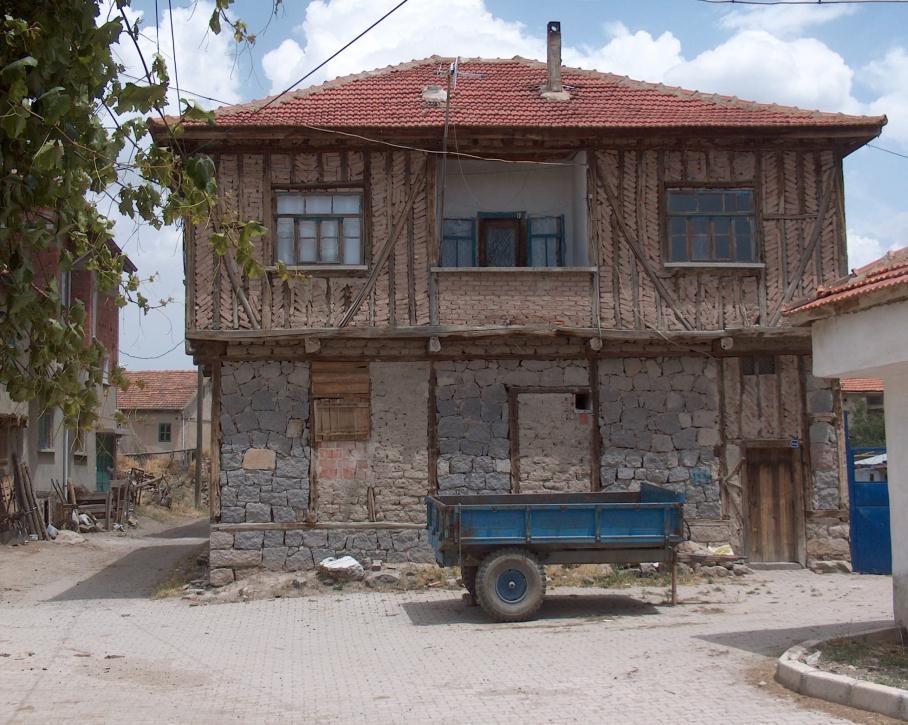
<box><xmin>33</xmin><ymin>140</ymin><xmax>64</xmax><ymax>171</ymax></box>
<box><xmin>1</xmin><ymin>56</ymin><xmax>37</xmax><ymax>78</ymax></box>
<box><xmin>209</xmin><ymin>11</ymin><xmax>221</xmax><ymax>34</ymax></box>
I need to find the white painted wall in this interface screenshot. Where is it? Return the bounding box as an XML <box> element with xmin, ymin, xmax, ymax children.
<box><xmin>441</xmin><ymin>152</ymin><xmax>589</xmax><ymax>266</ymax></box>
<box><xmin>810</xmin><ymin>297</ymin><xmax>908</xmax><ymax>627</ymax></box>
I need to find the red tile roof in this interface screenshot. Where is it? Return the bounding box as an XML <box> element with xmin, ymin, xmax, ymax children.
<box><xmin>168</xmin><ymin>57</ymin><xmax>885</xmax><ymax>133</ymax></box>
<box><xmin>841</xmin><ymin>378</ymin><xmax>885</xmax><ymax>393</ymax></box>
<box><xmin>785</xmin><ymin>246</ymin><xmax>908</xmax><ymax>318</ymax></box>
<box><xmin>118</xmin><ymin>371</ymin><xmax>198</xmax><ymax>411</ymax></box>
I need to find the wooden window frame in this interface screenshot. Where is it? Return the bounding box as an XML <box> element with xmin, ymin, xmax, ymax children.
<box><xmin>158</xmin><ymin>422</ymin><xmax>172</xmax><ymax>443</ymax></box>
<box><xmin>37</xmin><ymin>412</ymin><xmax>54</xmax><ymax>453</ymax></box>
<box><xmin>665</xmin><ymin>185</ymin><xmax>759</xmax><ymax>265</ymax></box>
<box><xmin>273</xmin><ymin>189</ymin><xmax>364</xmax><ymax>266</ymax></box>
<box><xmin>441</xmin><ymin>218</ymin><xmax>477</xmax><ymax>267</ymax></box>
<box><xmin>440</xmin><ymin>213</ymin><xmax>566</xmax><ymax>268</ymax></box>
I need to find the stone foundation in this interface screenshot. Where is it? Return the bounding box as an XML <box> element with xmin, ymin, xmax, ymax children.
<box><xmin>209</xmin><ymin>526</ymin><xmax>435</xmax><ymax>586</ymax></box>
<box><xmin>209</xmin><ymin>352</ymin><xmax>851</xmax><ymax>582</ymax></box>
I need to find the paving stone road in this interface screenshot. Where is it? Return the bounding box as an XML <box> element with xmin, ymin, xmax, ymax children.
<box><xmin>0</xmin><ymin>526</ymin><xmax>894</xmax><ymax>724</ymax></box>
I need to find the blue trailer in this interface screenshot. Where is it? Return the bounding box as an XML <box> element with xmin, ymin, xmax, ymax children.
<box><xmin>426</xmin><ymin>483</ymin><xmax>686</xmax><ymax>621</ymax></box>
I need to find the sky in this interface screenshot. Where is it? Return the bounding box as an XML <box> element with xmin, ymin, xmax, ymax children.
<box><xmin>111</xmin><ymin>0</ymin><xmax>908</xmax><ymax>371</ymax></box>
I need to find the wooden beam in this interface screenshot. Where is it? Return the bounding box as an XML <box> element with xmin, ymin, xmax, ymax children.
<box><xmin>223</xmin><ymin>252</ymin><xmax>261</xmax><ymax>329</ymax></box>
<box><xmin>769</xmin><ymin>167</ymin><xmax>836</xmax><ymax>325</ymax></box>
<box><xmin>337</xmin><ymin>156</ymin><xmax>427</xmax><ymax>327</ymax></box>
<box><xmin>595</xmin><ymin>156</ymin><xmax>695</xmax><ymax>331</ymax></box>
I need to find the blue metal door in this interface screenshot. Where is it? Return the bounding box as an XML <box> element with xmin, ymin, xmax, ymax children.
<box><xmin>846</xmin><ymin>444</ymin><xmax>891</xmax><ymax>575</ymax></box>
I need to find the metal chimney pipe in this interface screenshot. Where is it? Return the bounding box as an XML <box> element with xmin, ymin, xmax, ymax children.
<box><xmin>546</xmin><ymin>21</ymin><xmax>563</xmax><ymax>93</ymax></box>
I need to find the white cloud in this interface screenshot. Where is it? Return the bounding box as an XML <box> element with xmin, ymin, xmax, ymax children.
<box><xmin>862</xmin><ymin>48</ymin><xmax>908</xmax><ymax>145</ymax></box>
<box><xmin>261</xmin><ymin>0</ymin><xmax>540</xmax><ymax>93</ymax></box>
<box><xmin>665</xmin><ymin>30</ymin><xmax>859</xmax><ymax>113</ymax></box>
<box><xmin>719</xmin><ymin>4</ymin><xmax>856</xmax><ymax>36</ymax></box>
<box><xmin>108</xmin><ymin>0</ymin><xmax>244</xmax><ymax>112</ymax></box>
<box><xmin>847</xmin><ymin>231</ymin><xmax>901</xmax><ymax>270</ymax></box>
<box><xmin>563</xmin><ymin>22</ymin><xmax>683</xmax><ymax>83</ymax></box>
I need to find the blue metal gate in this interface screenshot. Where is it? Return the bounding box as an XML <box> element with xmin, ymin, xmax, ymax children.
<box><xmin>846</xmin><ymin>442</ymin><xmax>891</xmax><ymax>575</ymax></box>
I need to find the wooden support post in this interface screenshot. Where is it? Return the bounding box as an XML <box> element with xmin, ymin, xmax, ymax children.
<box><xmin>209</xmin><ymin>362</ymin><xmax>221</xmax><ymax>523</ymax></box>
<box><xmin>195</xmin><ymin>366</ymin><xmax>203</xmax><ymax>510</ymax></box>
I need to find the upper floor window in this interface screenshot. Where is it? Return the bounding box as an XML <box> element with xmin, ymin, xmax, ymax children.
<box><xmin>441</xmin><ymin>213</ymin><xmax>565</xmax><ymax>268</ymax></box>
<box><xmin>666</xmin><ymin>188</ymin><xmax>756</xmax><ymax>264</ymax></box>
<box><xmin>274</xmin><ymin>191</ymin><xmax>363</xmax><ymax>266</ymax></box>
<box><xmin>37</xmin><ymin>411</ymin><xmax>54</xmax><ymax>452</ymax></box>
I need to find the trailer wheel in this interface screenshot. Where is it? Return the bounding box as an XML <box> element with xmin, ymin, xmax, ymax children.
<box><xmin>475</xmin><ymin>548</ymin><xmax>545</xmax><ymax>622</ymax></box>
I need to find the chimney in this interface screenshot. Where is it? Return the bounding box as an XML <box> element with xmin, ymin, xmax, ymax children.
<box><xmin>546</xmin><ymin>21</ymin><xmax>563</xmax><ymax>93</ymax></box>
<box><xmin>542</xmin><ymin>21</ymin><xmax>570</xmax><ymax>101</ymax></box>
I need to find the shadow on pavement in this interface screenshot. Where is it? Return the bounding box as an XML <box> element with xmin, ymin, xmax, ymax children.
<box><xmin>696</xmin><ymin>619</ymin><xmax>894</xmax><ymax>657</ymax></box>
<box><xmin>401</xmin><ymin>592</ymin><xmax>660</xmax><ymax>626</ymax></box>
<box><xmin>143</xmin><ymin>519</ymin><xmax>209</xmax><ymax>540</ymax></box>
<box><xmin>49</xmin><ymin>519</ymin><xmax>208</xmax><ymax>601</ymax></box>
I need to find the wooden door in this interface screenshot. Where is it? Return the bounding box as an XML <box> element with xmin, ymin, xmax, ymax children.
<box><xmin>745</xmin><ymin>446</ymin><xmax>801</xmax><ymax>562</ymax></box>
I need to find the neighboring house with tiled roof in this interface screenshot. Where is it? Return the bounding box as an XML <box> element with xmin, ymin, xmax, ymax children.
<box><xmin>840</xmin><ymin>378</ymin><xmax>886</xmax><ymax>417</ymax></box>
<box><xmin>153</xmin><ymin>21</ymin><xmax>887</xmax><ymax>584</ymax></box>
<box><xmin>786</xmin><ymin>245</ymin><xmax>906</xmax><ymax>620</ymax></box>
<box><xmin>118</xmin><ymin>371</ymin><xmax>211</xmax><ymax>456</ymax></box>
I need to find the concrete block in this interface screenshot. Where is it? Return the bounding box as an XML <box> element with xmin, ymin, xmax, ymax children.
<box><xmin>850</xmin><ymin>680</ymin><xmax>905</xmax><ymax>719</ymax></box>
<box><xmin>243</xmin><ymin>448</ymin><xmax>276</xmax><ymax>471</ymax></box>
<box><xmin>775</xmin><ymin>659</ymin><xmax>807</xmax><ymax>692</ymax></box>
<box><xmin>800</xmin><ymin>670</ymin><xmax>853</xmax><ymax>705</ymax></box>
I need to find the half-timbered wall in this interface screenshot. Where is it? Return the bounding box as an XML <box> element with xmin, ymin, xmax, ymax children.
<box><xmin>186</xmin><ymin>142</ymin><xmax>846</xmax><ymax>338</ymax></box>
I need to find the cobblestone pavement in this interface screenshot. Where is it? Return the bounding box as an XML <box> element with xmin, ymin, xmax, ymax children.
<box><xmin>0</xmin><ymin>557</ymin><xmax>893</xmax><ymax>724</ymax></box>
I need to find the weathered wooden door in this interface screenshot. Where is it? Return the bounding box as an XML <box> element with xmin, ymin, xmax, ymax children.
<box><xmin>745</xmin><ymin>445</ymin><xmax>801</xmax><ymax>562</ymax></box>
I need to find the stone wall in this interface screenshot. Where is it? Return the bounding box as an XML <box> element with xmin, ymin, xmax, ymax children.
<box><xmin>219</xmin><ymin>361</ymin><xmax>311</xmax><ymax>524</ymax></box>
<box><xmin>315</xmin><ymin>441</ymin><xmax>370</xmax><ymax>522</ymax></box>
<box><xmin>370</xmin><ymin>362</ymin><xmax>430</xmax><ymax>522</ymax></box>
<box><xmin>209</xmin><ymin>526</ymin><xmax>434</xmax><ymax>586</ymax></box>
<box><xmin>804</xmin><ymin>370</ymin><xmax>845</xmax><ymax>511</ymax></box>
<box><xmin>435</xmin><ymin>359</ymin><xmax>589</xmax><ymax>494</ymax></box>
<box><xmin>598</xmin><ymin>356</ymin><xmax>722</xmax><ymax>522</ymax></box>
<box><xmin>518</xmin><ymin>392</ymin><xmax>591</xmax><ymax>493</ymax></box>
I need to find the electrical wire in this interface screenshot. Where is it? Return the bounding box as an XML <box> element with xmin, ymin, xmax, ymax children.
<box><xmin>698</xmin><ymin>0</ymin><xmax>908</xmax><ymax>4</ymax></box>
<box><xmin>253</xmin><ymin>0</ymin><xmax>411</xmax><ymax>114</ymax></box>
<box><xmin>866</xmin><ymin>142</ymin><xmax>908</xmax><ymax>160</ymax></box>
<box><xmin>119</xmin><ymin>339</ymin><xmax>184</xmax><ymax>359</ymax></box>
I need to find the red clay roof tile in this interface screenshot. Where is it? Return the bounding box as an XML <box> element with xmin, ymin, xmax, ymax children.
<box><xmin>841</xmin><ymin>378</ymin><xmax>885</xmax><ymax>393</ymax></box>
<box><xmin>785</xmin><ymin>246</ymin><xmax>908</xmax><ymax>316</ymax></box>
<box><xmin>118</xmin><ymin>371</ymin><xmax>198</xmax><ymax>411</ymax></box>
<box><xmin>170</xmin><ymin>57</ymin><xmax>885</xmax><ymax>132</ymax></box>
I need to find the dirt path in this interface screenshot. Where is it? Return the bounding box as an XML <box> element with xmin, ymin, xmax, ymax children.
<box><xmin>0</xmin><ymin>516</ymin><xmax>208</xmax><ymax>604</ymax></box>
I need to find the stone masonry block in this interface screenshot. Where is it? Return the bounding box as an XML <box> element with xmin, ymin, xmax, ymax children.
<box><xmin>209</xmin><ymin>548</ymin><xmax>263</xmax><ymax>568</ymax></box>
<box><xmin>243</xmin><ymin>448</ymin><xmax>276</xmax><ymax>471</ymax></box>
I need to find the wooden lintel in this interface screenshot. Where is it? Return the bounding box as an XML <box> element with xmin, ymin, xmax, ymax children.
<box><xmin>212</xmin><ymin>521</ymin><xmax>425</xmax><ymax>532</ymax></box>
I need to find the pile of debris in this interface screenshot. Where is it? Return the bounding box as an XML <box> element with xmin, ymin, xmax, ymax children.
<box><xmin>0</xmin><ymin>456</ymin><xmax>50</xmax><ymax>543</ymax></box>
<box><xmin>675</xmin><ymin>541</ymin><xmax>754</xmax><ymax>578</ymax></box>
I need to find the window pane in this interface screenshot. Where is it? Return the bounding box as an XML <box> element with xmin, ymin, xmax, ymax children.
<box><xmin>300</xmin><ymin>236</ymin><xmax>317</xmax><ymax>263</ymax></box>
<box><xmin>671</xmin><ymin>235</ymin><xmax>688</xmax><ymax>262</ymax></box>
<box><xmin>531</xmin><ymin>216</ymin><xmax>557</xmax><ymax>235</ymax></box>
<box><xmin>298</xmin><ymin>220</ymin><xmax>317</xmax><ymax>239</ymax></box>
<box><xmin>736</xmin><ymin>191</ymin><xmax>754</xmax><ymax>212</ymax></box>
<box><xmin>457</xmin><ymin>238</ymin><xmax>475</xmax><ymax>266</ymax></box>
<box><xmin>530</xmin><ymin>238</ymin><xmax>547</xmax><ymax>267</ymax></box>
<box><xmin>276</xmin><ymin>218</ymin><xmax>295</xmax><ymax>263</ymax></box>
<box><xmin>668</xmin><ymin>192</ymin><xmax>696</xmax><ymax>213</ymax></box>
<box><xmin>343</xmin><ymin>217</ymin><xmax>360</xmax><ymax>240</ymax></box>
<box><xmin>485</xmin><ymin>226</ymin><xmax>517</xmax><ymax>266</ymax></box>
<box><xmin>343</xmin><ymin>237</ymin><xmax>361</xmax><ymax>264</ymax></box>
<box><xmin>321</xmin><ymin>237</ymin><xmax>339</xmax><ymax>263</ymax></box>
<box><xmin>305</xmin><ymin>195</ymin><xmax>332</xmax><ymax>214</ymax></box>
<box><xmin>734</xmin><ymin>217</ymin><xmax>754</xmax><ymax>261</ymax></box>
<box><xmin>332</xmin><ymin>194</ymin><xmax>361</xmax><ymax>213</ymax></box>
<box><xmin>670</xmin><ymin>217</ymin><xmax>686</xmax><ymax>236</ymax></box>
<box><xmin>321</xmin><ymin>219</ymin><xmax>338</xmax><ymax>238</ymax></box>
<box><xmin>715</xmin><ymin>234</ymin><xmax>731</xmax><ymax>260</ymax></box>
<box><xmin>697</xmin><ymin>192</ymin><xmax>723</xmax><ymax>213</ymax></box>
<box><xmin>276</xmin><ymin>193</ymin><xmax>304</xmax><ymax>214</ymax></box>
<box><xmin>443</xmin><ymin>219</ymin><xmax>472</xmax><ymax>238</ymax></box>
<box><xmin>441</xmin><ymin>239</ymin><xmax>457</xmax><ymax>267</ymax></box>
<box><xmin>691</xmin><ymin>218</ymin><xmax>710</xmax><ymax>261</ymax></box>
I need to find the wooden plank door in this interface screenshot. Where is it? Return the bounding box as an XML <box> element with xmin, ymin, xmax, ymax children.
<box><xmin>745</xmin><ymin>446</ymin><xmax>801</xmax><ymax>562</ymax></box>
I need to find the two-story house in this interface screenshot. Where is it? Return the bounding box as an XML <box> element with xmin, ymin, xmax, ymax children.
<box><xmin>154</xmin><ymin>23</ymin><xmax>885</xmax><ymax>584</ymax></box>
<box><xmin>0</xmin><ymin>240</ymin><xmax>133</xmax><ymax>500</ymax></box>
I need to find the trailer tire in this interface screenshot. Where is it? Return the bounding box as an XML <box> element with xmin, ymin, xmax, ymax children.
<box><xmin>475</xmin><ymin>548</ymin><xmax>545</xmax><ymax>622</ymax></box>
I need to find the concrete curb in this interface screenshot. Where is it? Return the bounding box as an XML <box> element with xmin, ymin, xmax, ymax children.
<box><xmin>775</xmin><ymin>626</ymin><xmax>908</xmax><ymax>720</ymax></box>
